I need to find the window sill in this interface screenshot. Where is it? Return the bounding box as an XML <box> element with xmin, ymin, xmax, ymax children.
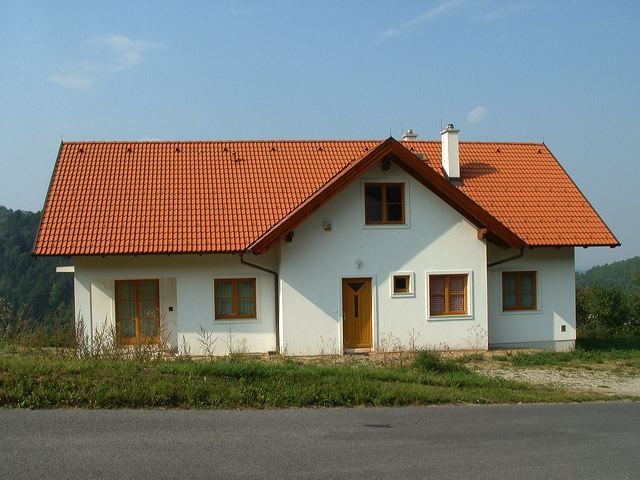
<box><xmin>499</xmin><ymin>309</ymin><xmax>542</xmax><ymax>317</ymax></box>
<box><xmin>363</xmin><ymin>223</ymin><xmax>410</xmax><ymax>230</ymax></box>
<box><xmin>214</xmin><ymin>318</ymin><xmax>260</xmax><ymax>324</ymax></box>
<box><xmin>427</xmin><ymin>314</ymin><xmax>474</xmax><ymax>322</ymax></box>
<box><xmin>391</xmin><ymin>292</ymin><xmax>415</xmax><ymax>298</ymax></box>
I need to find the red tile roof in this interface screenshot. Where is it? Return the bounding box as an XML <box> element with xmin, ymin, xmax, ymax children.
<box><xmin>33</xmin><ymin>138</ymin><xmax>618</xmax><ymax>256</ymax></box>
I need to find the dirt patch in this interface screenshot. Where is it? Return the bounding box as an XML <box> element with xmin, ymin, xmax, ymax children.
<box><xmin>473</xmin><ymin>363</ymin><xmax>640</xmax><ymax>398</ymax></box>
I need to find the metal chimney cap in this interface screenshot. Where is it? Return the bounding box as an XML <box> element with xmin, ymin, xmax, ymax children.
<box><xmin>402</xmin><ymin>129</ymin><xmax>418</xmax><ymax>141</ymax></box>
<box><xmin>441</xmin><ymin>123</ymin><xmax>460</xmax><ymax>135</ymax></box>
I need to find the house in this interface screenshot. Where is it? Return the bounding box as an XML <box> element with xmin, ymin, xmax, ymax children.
<box><xmin>33</xmin><ymin>126</ymin><xmax>619</xmax><ymax>355</ymax></box>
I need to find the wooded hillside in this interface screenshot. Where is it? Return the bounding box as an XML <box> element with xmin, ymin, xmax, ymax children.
<box><xmin>0</xmin><ymin>206</ymin><xmax>73</xmax><ymax>326</ymax></box>
<box><xmin>576</xmin><ymin>257</ymin><xmax>640</xmax><ymax>291</ymax></box>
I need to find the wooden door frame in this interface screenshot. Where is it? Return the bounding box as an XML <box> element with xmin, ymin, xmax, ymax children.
<box><xmin>339</xmin><ymin>274</ymin><xmax>376</xmax><ymax>353</ymax></box>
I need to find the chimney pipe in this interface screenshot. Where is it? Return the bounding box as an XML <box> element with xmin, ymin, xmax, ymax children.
<box><xmin>402</xmin><ymin>129</ymin><xmax>418</xmax><ymax>141</ymax></box>
<box><xmin>440</xmin><ymin>123</ymin><xmax>460</xmax><ymax>179</ymax></box>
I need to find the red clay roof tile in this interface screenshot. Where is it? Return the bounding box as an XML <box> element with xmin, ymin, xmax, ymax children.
<box><xmin>33</xmin><ymin>139</ymin><xmax>618</xmax><ymax>256</ymax></box>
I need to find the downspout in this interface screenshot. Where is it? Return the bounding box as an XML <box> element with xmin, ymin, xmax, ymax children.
<box><xmin>487</xmin><ymin>248</ymin><xmax>525</xmax><ymax>268</ymax></box>
<box><xmin>239</xmin><ymin>252</ymin><xmax>280</xmax><ymax>353</ymax></box>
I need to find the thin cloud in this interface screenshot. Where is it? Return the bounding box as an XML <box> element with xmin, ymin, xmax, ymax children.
<box><xmin>48</xmin><ymin>61</ymin><xmax>96</xmax><ymax>90</ymax></box>
<box><xmin>467</xmin><ymin>105</ymin><xmax>488</xmax><ymax>124</ymax></box>
<box><xmin>48</xmin><ymin>35</ymin><xmax>160</xmax><ymax>90</ymax></box>
<box><xmin>381</xmin><ymin>0</ymin><xmax>465</xmax><ymax>38</ymax></box>
<box><xmin>381</xmin><ymin>0</ymin><xmax>531</xmax><ymax>38</ymax></box>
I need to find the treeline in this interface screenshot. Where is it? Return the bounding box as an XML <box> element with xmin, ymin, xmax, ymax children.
<box><xmin>0</xmin><ymin>206</ymin><xmax>73</xmax><ymax>329</ymax></box>
<box><xmin>576</xmin><ymin>256</ymin><xmax>640</xmax><ymax>291</ymax></box>
<box><xmin>576</xmin><ymin>257</ymin><xmax>640</xmax><ymax>337</ymax></box>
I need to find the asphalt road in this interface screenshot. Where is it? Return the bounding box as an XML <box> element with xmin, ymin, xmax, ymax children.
<box><xmin>1</xmin><ymin>403</ymin><xmax>639</xmax><ymax>479</ymax></box>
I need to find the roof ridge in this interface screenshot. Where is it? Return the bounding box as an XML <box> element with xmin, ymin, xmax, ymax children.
<box><xmin>61</xmin><ymin>139</ymin><xmax>386</xmax><ymax>145</ymax></box>
<box><xmin>61</xmin><ymin>139</ymin><xmax>547</xmax><ymax>146</ymax></box>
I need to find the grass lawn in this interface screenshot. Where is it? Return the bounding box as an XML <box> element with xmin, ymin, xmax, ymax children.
<box><xmin>0</xmin><ymin>348</ymin><xmax>609</xmax><ymax>409</ymax></box>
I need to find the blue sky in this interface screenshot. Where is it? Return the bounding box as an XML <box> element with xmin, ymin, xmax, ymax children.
<box><xmin>1</xmin><ymin>0</ymin><xmax>638</xmax><ymax>269</ymax></box>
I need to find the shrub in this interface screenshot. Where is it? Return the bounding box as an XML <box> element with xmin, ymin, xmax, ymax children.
<box><xmin>413</xmin><ymin>351</ymin><xmax>467</xmax><ymax>374</ymax></box>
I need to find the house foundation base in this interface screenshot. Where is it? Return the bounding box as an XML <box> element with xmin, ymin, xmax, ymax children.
<box><xmin>490</xmin><ymin>340</ymin><xmax>575</xmax><ymax>352</ymax></box>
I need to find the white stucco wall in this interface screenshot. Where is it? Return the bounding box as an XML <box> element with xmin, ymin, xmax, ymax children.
<box><xmin>73</xmin><ymin>252</ymin><xmax>278</xmax><ymax>355</ymax></box>
<box><xmin>279</xmin><ymin>161</ymin><xmax>489</xmax><ymax>355</ymax></box>
<box><xmin>487</xmin><ymin>246</ymin><xmax>576</xmax><ymax>351</ymax></box>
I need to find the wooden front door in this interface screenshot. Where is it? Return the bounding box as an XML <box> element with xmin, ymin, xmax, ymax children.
<box><xmin>115</xmin><ymin>279</ymin><xmax>160</xmax><ymax>346</ymax></box>
<box><xmin>342</xmin><ymin>278</ymin><xmax>372</xmax><ymax>350</ymax></box>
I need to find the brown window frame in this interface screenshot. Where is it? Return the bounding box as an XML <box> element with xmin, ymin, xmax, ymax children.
<box><xmin>364</xmin><ymin>183</ymin><xmax>405</xmax><ymax>225</ymax></box>
<box><xmin>214</xmin><ymin>278</ymin><xmax>257</xmax><ymax>320</ymax></box>
<box><xmin>502</xmin><ymin>271</ymin><xmax>537</xmax><ymax>311</ymax></box>
<box><xmin>114</xmin><ymin>279</ymin><xmax>160</xmax><ymax>346</ymax></box>
<box><xmin>392</xmin><ymin>274</ymin><xmax>411</xmax><ymax>295</ymax></box>
<box><xmin>429</xmin><ymin>274</ymin><xmax>468</xmax><ymax>316</ymax></box>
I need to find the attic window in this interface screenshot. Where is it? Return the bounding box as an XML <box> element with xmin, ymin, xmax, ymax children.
<box><xmin>364</xmin><ymin>183</ymin><xmax>405</xmax><ymax>225</ymax></box>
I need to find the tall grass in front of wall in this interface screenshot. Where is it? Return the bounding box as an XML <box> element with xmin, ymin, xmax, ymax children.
<box><xmin>0</xmin><ymin>348</ymin><xmax>605</xmax><ymax>409</ymax></box>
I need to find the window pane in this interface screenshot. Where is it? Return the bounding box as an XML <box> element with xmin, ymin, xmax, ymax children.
<box><xmin>450</xmin><ymin>276</ymin><xmax>465</xmax><ymax>295</ymax></box>
<box><xmin>140</xmin><ymin>315</ymin><xmax>157</xmax><ymax>337</ymax></box>
<box><xmin>520</xmin><ymin>274</ymin><xmax>535</xmax><ymax>308</ymax></box>
<box><xmin>237</xmin><ymin>280</ymin><xmax>255</xmax><ymax>316</ymax></box>
<box><xmin>365</xmin><ymin>185</ymin><xmax>383</xmax><ymax>202</ymax></box>
<box><xmin>365</xmin><ymin>203</ymin><xmax>383</xmax><ymax>223</ymax></box>
<box><xmin>386</xmin><ymin>203</ymin><xmax>403</xmax><ymax>222</ymax></box>
<box><xmin>386</xmin><ymin>185</ymin><xmax>402</xmax><ymax>203</ymax></box>
<box><xmin>393</xmin><ymin>276</ymin><xmax>408</xmax><ymax>293</ymax></box>
<box><xmin>117</xmin><ymin>301</ymin><xmax>136</xmax><ymax>337</ymax></box>
<box><xmin>217</xmin><ymin>299</ymin><xmax>233</xmax><ymax>316</ymax></box>
<box><xmin>216</xmin><ymin>281</ymin><xmax>233</xmax><ymax>300</ymax></box>
<box><xmin>450</xmin><ymin>294</ymin><xmax>465</xmax><ymax>313</ymax></box>
<box><xmin>237</xmin><ymin>299</ymin><xmax>254</xmax><ymax>316</ymax></box>
<box><xmin>139</xmin><ymin>281</ymin><xmax>157</xmax><ymax>301</ymax></box>
<box><xmin>118</xmin><ymin>283</ymin><xmax>134</xmax><ymax>302</ymax></box>
<box><xmin>365</xmin><ymin>185</ymin><xmax>384</xmax><ymax>223</ymax></box>
<box><xmin>117</xmin><ymin>283</ymin><xmax>136</xmax><ymax>338</ymax></box>
<box><xmin>503</xmin><ymin>274</ymin><xmax>517</xmax><ymax>309</ymax></box>
<box><xmin>430</xmin><ymin>276</ymin><xmax>445</xmax><ymax>295</ymax></box>
<box><xmin>237</xmin><ymin>281</ymin><xmax>254</xmax><ymax>298</ymax></box>
<box><xmin>120</xmin><ymin>317</ymin><xmax>136</xmax><ymax>337</ymax></box>
<box><xmin>431</xmin><ymin>295</ymin><xmax>445</xmax><ymax>315</ymax></box>
<box><xmin>140</xmin><ymin>301</ymin><xmax>158</xmax><ymax>337</ymax></box>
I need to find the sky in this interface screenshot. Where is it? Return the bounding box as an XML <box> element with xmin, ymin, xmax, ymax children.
<box><xmin>1</xmin><ymin>0</ymin><xmax>638</xmax><ymax>270</ymax></box>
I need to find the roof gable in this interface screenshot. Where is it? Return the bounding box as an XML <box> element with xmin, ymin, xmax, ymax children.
<box><xmin>250</xmin><ymin>138</ymin><xmax>523</xmax><ymax>253</ymax></box>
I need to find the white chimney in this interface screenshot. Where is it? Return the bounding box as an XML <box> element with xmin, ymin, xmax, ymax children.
<box><xmin>402</xmin><ymin>129</ymin><xmax>418</xmax><ymax>141</ymax></box>
<box><xmin>441</xmin><ymin>123</ymin><xmax>460</xmax><ymax>179</ymax></box>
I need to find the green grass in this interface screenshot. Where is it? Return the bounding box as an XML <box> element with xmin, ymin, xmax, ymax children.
<box><xmin>0</xmin><ymin>350</ymin><xmax>604</xmax><ymax>409</ymax></box>
<box><xmin>489</xmin><ymin>337</ymin><xmax>640</xmax><ymax>370</ymax></box>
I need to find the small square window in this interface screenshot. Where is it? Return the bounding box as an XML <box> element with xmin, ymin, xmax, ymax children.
<box><xmin>393</xmin><ymin>275</ymin><xmax>410</xmax><ymax>294</ymax></box>
<box><xmin>391</xmin><ymin>273</ymin><xmax>413</xmax><ymax>296</ymax></box>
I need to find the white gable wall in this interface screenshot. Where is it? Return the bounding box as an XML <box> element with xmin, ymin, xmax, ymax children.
<box><xmin>487</xmin><ymin>246</ymin><xmax>576</xmax><ymax>351</ymax></box>
<box><xmin>279</xmin><ymin>161</ymin><xmax>489</xmax><ymax>355</ymax></box>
